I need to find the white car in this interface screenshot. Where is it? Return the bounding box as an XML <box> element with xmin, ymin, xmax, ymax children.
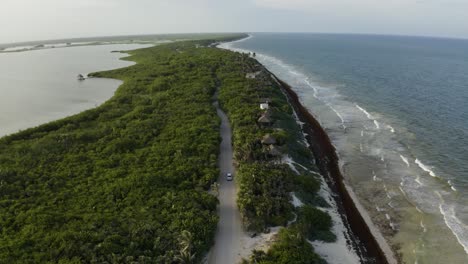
<box><xmin>226</xmin><ymin>173</ymin><xmax>233</xmax><ymax>181</ymax></box>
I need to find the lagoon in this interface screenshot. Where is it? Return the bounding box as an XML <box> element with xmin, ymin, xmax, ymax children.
<box><xmin>0</xmin><ymin>44</ymin><xmax>150</xmax><ymax>137</ymax></box>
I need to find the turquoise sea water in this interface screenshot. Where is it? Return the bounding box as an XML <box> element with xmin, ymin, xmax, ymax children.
<box><xmin>225</xmin><ymin>33</ymin><xmax>468</xmax><ymax>263</ymax></box>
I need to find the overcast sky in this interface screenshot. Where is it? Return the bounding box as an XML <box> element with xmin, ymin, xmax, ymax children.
<box><xmin>1</xmin><ymin>0</ymin><xmax>468</xmax><ymax>43</ymax></box>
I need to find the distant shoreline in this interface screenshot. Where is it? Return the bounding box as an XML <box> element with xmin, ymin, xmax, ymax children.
<box><xmin>221</xmin><ymin>35</ymin><xmax>398</xmax><ymax>263</ymax></box>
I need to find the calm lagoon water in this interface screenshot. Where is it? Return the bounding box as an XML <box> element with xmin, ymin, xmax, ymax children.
<box><xmin>0</xmin><ymin>44</ymin><xmax>150</xmax><ymax>137</ymax></box>
<box><xmin>224</xmin><ymin>33</ymin><xmax>468</xmax><ymax>264</ymax></box>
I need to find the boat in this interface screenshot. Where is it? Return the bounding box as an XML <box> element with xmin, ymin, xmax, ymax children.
<box><xmin>77</xmin><ymin>74</ymin><xmax>85</xmax><ymax>81</ymax></box>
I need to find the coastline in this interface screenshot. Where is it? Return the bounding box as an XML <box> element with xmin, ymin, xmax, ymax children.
<box><xmin>273</xmin><ymin>75</ymin><xmax>398</xmax><ymax>264</ymax></box>
<box><xmin>0</xmin><ymin>44</ymin><xmax>151</xmax><ymax>138</ymax></box>
<box><xmin>218</xmin><ymin>35</ymin><xmax>398</xmax><ymax>263</ymax></box>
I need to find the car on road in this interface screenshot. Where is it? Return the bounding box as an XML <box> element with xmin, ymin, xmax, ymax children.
<box><xmin>226</xmin><ymin>173</ymin><xmax>233</xmax><ymax>181</ymax></box>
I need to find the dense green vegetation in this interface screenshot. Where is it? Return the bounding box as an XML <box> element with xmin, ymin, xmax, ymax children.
<box><xmin>215</xmin><ymin>48</ymin><xmax>335</xmax><ymax>262</ymax></box>
<box><xmin>0</xmin><ymin>33</ymin><xmax>335</xmax><ymax>263</ymax></box>
<box><xmin>297</xmin><ymin>205</ymin><xmax>335</xmax><ymax>242</ymax></box>
<box><xmin>236</xmin><ymin>163</ymin><xmax>294</xmax><ymax>230</ymax></box>
<box><xmin>0</xmin><ymin>35</ymin><xmax>245</xmax><ymax>263</ymax></box>
<box><xmin>243</xmin><ymin>228</ymin><xmax>324</xmax><ymax>264</ymax></box>
<box><xmin>216</xmin><ymin>52</ymin><xmax>298</xmax><ymax>231</ymax></box>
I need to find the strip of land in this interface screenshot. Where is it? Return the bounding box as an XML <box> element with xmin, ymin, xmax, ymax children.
<box><xmin>0</xmin><ymin>34</ymin><xmax>394</xmax><ymax>264</ymax></box>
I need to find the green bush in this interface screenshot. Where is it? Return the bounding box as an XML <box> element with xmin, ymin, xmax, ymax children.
<box><xmin>236</xmin><ymin>164</ymin><xmax>294</xmax><ymax>231</ymax></box>
<box><xmin>296</xmin><ymin>205</ymin><xmax>336</xmax><ymax>242</ymax></box>
<box><xmin>246</xmin><ymin>228</ymin><xmax>325</xmax><ymax>264</ymax></box>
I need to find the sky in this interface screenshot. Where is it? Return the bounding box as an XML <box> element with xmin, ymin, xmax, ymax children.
<box><xmin>1</xmin><ymin>0</ymin><xmax>468</xmax><ymax>43</ymax></box>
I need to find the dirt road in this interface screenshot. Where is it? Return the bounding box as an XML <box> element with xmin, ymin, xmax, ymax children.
<box><xmin>208</xmin><ymin>98</ymin><xmax>244</xmax><ymax>264</ymax></box>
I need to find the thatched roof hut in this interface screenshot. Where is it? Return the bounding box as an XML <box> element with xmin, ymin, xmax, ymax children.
<box><xmin>258</xmin><ymin>115</ymin><xmax>272</xmax><ymax>124</ymax></box>
<box><xmin>261</xmin><ymin>134</ymin><xmax>277</xmax><ymax>145</ymax></box>
<box><xmin>268</xmin><ymin>145</ymin><xmax>282</xmax><ymax>157</ymax></box>
<box><xmin>257</xmin><ymin>109</ymin><xmax>274</xmax><ymax>126</ymax></box>
<box><xmin>246</xmin><ymin>71</ymin><xmax>261</xmax><ymax>79</ymax></box>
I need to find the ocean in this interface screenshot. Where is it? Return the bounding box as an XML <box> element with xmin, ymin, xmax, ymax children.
<box><xmin>0</xmin><ymin>44</ymin><xmax>150</xmax><ymax>137</ymax></box>
<box><xmin>223</xmin><ymin>33</ymin><xmax>468</xmax><ymax>263</ymax></box>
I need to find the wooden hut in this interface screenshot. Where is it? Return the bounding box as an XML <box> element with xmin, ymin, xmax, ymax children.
<box><xmin>268</xmin><ymin>145</ymin><xmax>282</xmax><ymax>157</ymax></box>
<box><xmin>261</xmin><ymin>134</ymin><xmax>277</xmax><ymax>145</ymax></box>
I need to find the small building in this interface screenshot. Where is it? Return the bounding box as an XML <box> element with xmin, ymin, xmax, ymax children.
<box><xmin>258</xmin><ymin>114</ymin><xmax>272</xmax><ymax>125</ymax></box>
<box><xmin>246</xmin><ymin>71</ymin><xmax>261</xmax><ymax>79</ymax></box>
<box><xmin>261</xmin><ymin>134</ymin><xmax>277</xmax><ymax>145</ymax></box>
<box><xmin>260</xmin><ymin>103</ymin><xmax>269</xmax><ymax>110</ymax></box>
<box><xmin>268</xmin><ymin>145</ymin><xmax>282</xmax><ymax>157</ymax></box>
<box><xmin>257</xmin><ymin>109</ymin><xmax>274</xmax><ymax>126</ymax></box>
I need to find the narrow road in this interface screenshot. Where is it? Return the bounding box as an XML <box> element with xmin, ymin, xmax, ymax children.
<box><xmin>209</xmin><ymin>94</ymin><xmax>244</xmax><ymax>264</ymax></box>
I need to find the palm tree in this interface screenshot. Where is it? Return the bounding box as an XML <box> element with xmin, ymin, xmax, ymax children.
<box><xmin>174</xmin><ymin>230</ymin><xmax>196</xmax><ymax>264</ymax></box>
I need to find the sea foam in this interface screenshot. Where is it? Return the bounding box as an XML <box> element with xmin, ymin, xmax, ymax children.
<box><xmin>374</xmin><ymin>120</ymin><xmax>381</xmax><ymax>130</ymax></box>
<box><xmin>400</xmin><ymin>155</ymin><xmax>410</xmax><ymax>167</ymax></box>
<box><xmin>438</xmin><ymin>201</ymin><xmax>468</xmax><ymax>255</ymax></box>
<box><xmin>415</xmin><ymin>159</ymin><xmax>436</xmax><ymax>177</ymax></box>
<box><xmin>328</xmin><ymin>104</ymin><xmax>346</xmax><ymax>130</ymax></box>
<box><xmin>356</xmin><ymin>104</ymin><xmax>374</xmax><ymax>119</ymax></box>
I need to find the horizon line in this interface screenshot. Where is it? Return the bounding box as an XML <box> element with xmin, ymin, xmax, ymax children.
<box><xmin>2</xmin><ymin>31</ymin><xmax>467</xmax><ymax>47</ymax></box>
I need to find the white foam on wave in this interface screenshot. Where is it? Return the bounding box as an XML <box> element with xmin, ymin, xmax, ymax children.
<box><xmin>289</xmin><ymin>70</ymin><xmax>301</xmax><ymax>76</ymax></box>
<box><xmin>356</xmin><ymin>104</ymin><xmax>373</xmax><ymax>119</ymax></box>
<box><xmin>372</xmin><ymin>171</ymin><xmax>382</xmax><ymax>182</ymax></box>
<box><xmin>304</xmin><ymin>78</ymin><xmax>319</xmax><ymax>98</ymax></box>
<box><xmin>328</xmin><ymin>104</ymin><xmax>346</xmax><ymax>130</ymax></box>
<box><xmin>420</xmin><ymin>220</ymin><xmax>427</xmax><ymax>233</ymax></box>
<box><xmin>400</xmin><ymin>155</ymin><xmax>410</xmax><ymax>167</ymax></box>
<box><xmin>438</xmin><ymin>197</ymin><xmax>468</xmax><ymax>255</ymax></box>
<box><xmin>356</xmin><ymin>104</ymin><xmax>380</xmax><ymax>129</ymax></box>
<box><xmin>399</xmin><ymin>186</ymin><xmax>408</xmax><ymax>199</ymax></box>
<box><xmin>221</xmin><ymin>36</ymin><xmax>465</xmax><ymax>261</ymax></box>
<box><xmin>374</xmin><ymin>120</ymin><xmax>381</xmax><ymax>130</ymax></box>
<box><xmin>448</xmin><ymin>180</ymin><xmax>457</xmax><ymax>192</ymax></box>
<box><xmin>415</xmin><ymin>176</ymin><xmax>423</xmax><ymax>186</ymax></box>
<box><xmin>415</xmin><ymin>159</ymin><xmax>436</xmax><ymax>177</ymax></box>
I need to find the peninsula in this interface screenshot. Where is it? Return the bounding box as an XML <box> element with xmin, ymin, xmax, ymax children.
<box><xmin>0</xmin><ymin>34</ymin><xmax>391</xmax><ymax>263</ymax></box>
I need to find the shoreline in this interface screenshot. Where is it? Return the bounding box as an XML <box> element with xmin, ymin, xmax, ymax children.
<box><xmin>0</xmin><ymin>44</ymin><xmax>151</xmax><ymax>139</ymax></box>
<box><xmin>273</xmin><ymin>75</ymin><xmax>398</xmax><ymax>264</ymax></box>
<box><xmin>218</xmin><ymin>35</ymin><xmax>398</xmax><ymax>263</ymax></box>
